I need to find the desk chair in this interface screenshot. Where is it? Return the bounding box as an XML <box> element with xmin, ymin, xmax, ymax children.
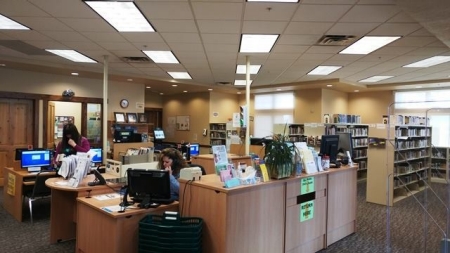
<box><xmin>24</xmin><ymin>172</ymin><xmax>56</xmax><ymax>224</ymax></box>
<box><xmin>189</xmin><ymin>164</ymin><xmax>206</xmax><ymax>175</ymax></box>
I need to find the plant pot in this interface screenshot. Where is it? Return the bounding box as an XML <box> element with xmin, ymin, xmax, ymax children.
<box><xmin>268</xmin><ymin>163</ymin><xmax>294</xmax><ymax>179</ymax></box>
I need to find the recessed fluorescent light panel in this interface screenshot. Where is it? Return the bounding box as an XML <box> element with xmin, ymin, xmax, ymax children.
<box><xmin>403</xmin><ymin>56</ymin><xmax>450</xmax><ymax>68</ymax></box>
<box><xmin>234</xmin><ymin>80</ymin><xmax>253</xmax><ymax>86</ymax></box>
<box><xmin>307</xmin><ymin>66</ymin><xmax>342</xmax><ymax>75</ymax></box>
<box><xmin>168</xmin><ymin>72</ymin><xmax>191</xmax><ymax>79</ymax></box>
<box><xmin>143</xmin><ymin>51</ymin><xmax>179</xmax><ymax>64</ymax></box>
<box><xmin>236</xmin><ymin>65</ymin><xmax>261</xmax><ymax>74</ymax></box>
<box><xmin>84</xmin><ymin>1</ymin><xmax>154</xmax><ymax>32</ymax></box>
<box><xmin>240</xmin><ymin>34</ymin><xmax>279</xmax><ymax>53</ymax></box>
<box><xmin>0</xmin><ymin>14</ymin><xmax>30</xmax><ymax>30</ymax></box>
<box><xmin>359</xmin><ymin>76</ymin><xmax>394</xmax><ymax>83</ymax></box>
<box><xmin>340</xmin><ymin>36</ymin><xmax>401</xmax><ymax>55</ymax></box>
<box><xmin>45</xmin><ymin>50</ymin><xmax>97</xmax><ymax>63</ymax></box>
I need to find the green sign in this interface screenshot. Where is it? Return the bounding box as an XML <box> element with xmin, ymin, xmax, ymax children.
<box><xmin>300</xmin><ymin>200</ymin><xmax>314</xmax><ymax>222</ymax></box>
<box><xmin>300</xmin><ymin>177</ymin><xmax>314</xmax><ymax>194</ymax></box>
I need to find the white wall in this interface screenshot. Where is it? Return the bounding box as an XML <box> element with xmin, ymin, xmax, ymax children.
<box><xmin>54</xmin><ymin>101</ymin><xmax>82</xmax><ymax>131</ymax></box>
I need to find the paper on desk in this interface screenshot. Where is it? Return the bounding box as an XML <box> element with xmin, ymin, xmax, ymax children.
<box><xmin>93</xmin><ymin>193</ymin><xmax>121</xmax><ymax>201</ymax></box>
<box><xmin>101</xmin><ymin>205</ymin><xmax>123</xmax><ymax>213</ymax></box>
<box><xmin>55</xmin><ymin>181</ymin><xmax>68</xmax><ymax>186</ymax></box>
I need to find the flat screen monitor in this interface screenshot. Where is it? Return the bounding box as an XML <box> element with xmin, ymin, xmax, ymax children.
<box><xmin>190</xmin><ymin>143</ymin><xmax>200</xmax><ymax>156</ymax></box>
<box><xmin>114</xmin><ymin>129</ymin><xmax>134</xmax><ymax>143</ymax></box>
<box><xmin>337</xmin><ymin>133</ymin><xmax>353</xmax><ymax>157</ymax></box>
<box><xmin>90</xmin><ymin>148</ymin><xmax>102</xmax><ymax>164</ymax></box>
<box><xmin>21</xmin><ymin>149</ymin><xmax>52</xmax><ymax>171</ymax></box>
<box><xmin>126</xmin><ymin>168</ymin><xmax>172</xmax><ymax>208</ymax></box>
<box><xmin>153</xmin><ymin>129</ymin><xmax>165</xmax><ymax>140</ymax></box>
<box><xmin>319</xmin><ymin>135</ymin><xmax>340</xmax><ymax>163</ymax></box>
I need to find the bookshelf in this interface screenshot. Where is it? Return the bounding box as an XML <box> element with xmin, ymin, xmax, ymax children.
<box><xmin>273</xmin><ymin>123</ymin><xmax>306</xmax><ymax>142</ymax></box>
<box><xmin>367</xmin><ymin>125</ymin><xmax>431</xmax><ymax>206</ymax></box>
<box><xmin>324</xmin><ymin>123</ymin><xmax>369</xmax><ymax>180</ymax></box>
<box><xmin>430</xmin><ymin>146</ymin><xmax>449</xmax><ymax>183</ymax></box>
<box><xmin>209</xmin><ymin>123</ymin><xmax>227</xmax><ymax>146</ymax></box>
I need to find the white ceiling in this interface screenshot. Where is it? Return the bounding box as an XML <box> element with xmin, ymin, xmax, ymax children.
<box><xmin>1</xmin><ymin>0</ymin><xmax>450</xmax><ymax>95</ymax></box>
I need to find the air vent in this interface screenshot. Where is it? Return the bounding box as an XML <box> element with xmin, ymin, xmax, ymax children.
<box><xmin>216</xmin><ymin>82</ymin><xmax>232</xmax><ymax>85</ymax></box>
<box><xmin>316</xmin><ymin>35</ymin><xmax>356</xmax><ymax>46</ymax></box>
<box><xmin>121</xmin><ymin>57</ymin><xmax>152</xmax><ymax>63</ymax></box>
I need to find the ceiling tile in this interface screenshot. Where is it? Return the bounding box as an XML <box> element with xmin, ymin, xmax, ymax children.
<box><xmin>192</xmin><ymin>2</ymin><xmax>243</xmax><ymax>20</ymax></box>
<box><xmin>204</xmin><ymin>43</ymin><xmax>238</xmax><ymax>53</ymax></box>
<box><xmin>121</xmin><ymin>33</ymin><xmax>165</xmax><ymax>44</ymax></box>
<box><xmin>197</xmin><ymin>20</ymin><xmax>241</xmax><ymax>34</ymax></box>
<box><xmin>138</xmin><ymin>2</ymin><xmax>194</xmax><ymax>20</ymax></box>
<box><xmin>132</xmin><ymin>43</ymin><xmax>170</xmax><ymax>51</ymax></box>
<box><xmin>244</xmin><ymin>3</ymin><xmax>298</xmax><ymax>21</ymax></box>
<box><xmin>30</xmin><ymin>0</ymin><xmax>97</xmax><ymax>18</ymax></box>
<box><xmin>0</xmin><ymin>0</ymin><xmax>51</xmax><ymax>17</ymax></box>
<box><xmin>305</xmin><ymin>45</ymin><xmax>345</xmax><ymax>54</ymax></box>
<box><xmin>277</xmin><ymin>34</ymin><xmax>322</xmax><ymax>45</ymax></box>
<box><xmin>168</xmin><ymin>43</ymin><xmax>204</xmax><ymax>52</ymax></box>
<box><xmin>59</xmin><ymin>18</ymin><xmax>116</xmax><ymax>32</ymax></box>
<box><xmin>368</xmin><ymin>23</ymin><xmax>423</xmax><ymax>36</ymax></box>
<box><xmin>292</xmin><ymin>5</ymin><xmax>352</xmax><ymax>22</ymax></box>
<box><xmin>13</xmin><ymin>17</ymin><xmax>72</xmax><ymax>31</ymax></box>
<box><xmin>201</xmin><ymin>34</ymin><xmax>240</xmax><ymax>44</ymax></box>
<box><xmin>1</xmin><ymin>31</ymin><xmax>52</xmax><ymax>41</ymax></box>
<box><xmin>151</xmin><ymin>20</ymin><xmax>198</xmax><ymax>33</ymax></box>
<box><xmin>81</xmin><ymin>32</ymin><xmax>128</xmax><ymax>43</ymax></box>
<box><xmin>389</xmin><ymin>36</ymin><xmax>437</xmax><ymax>47</ymax></box>
<box><xmin>272</xmin><ymin>45</ymin><xmax>309</xmax><ymax>54</ymax></box>
<box><xmin>95</xmin><ymin>42</ymin><xmax>137</xmax><ymax>51</ymax></box>
<box><xmin>39</xmin><ymin>31</ymin><xmax>91</xmax><ymax>42</ymax></box>
<box><xmin>327</xmin><ymin>22</ymin><xmax>380</xmax><ymax>36</ymax></box>
<box><xmin>387</xmin><ymin>12</ymin><xmax>417</xmax><ymax>23</ymax></box>
<box><xmin>242</xmin><ymin>21</ymin><xmax>288</xmax><ymax>34</ymax></box>
<box><xmin>340</xmin><ymin>5</ymin><xmax>400</xmax><ymax>23</ymax></box>
<box><xmin>62</xmin><ymin>41</ymin><xmax>104</xmax><ymax>51</ymax></box>
<box><xmin>284</xmin><ymin>22</ymin><xmax>334</xmax><ymax>35</ymax></box>
<box><xmin>160</xmin><ymin>33</ymin><xmax>201</xmax><ymax>43</ymax></box>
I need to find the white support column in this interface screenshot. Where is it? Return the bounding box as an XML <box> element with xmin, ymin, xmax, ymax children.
<box><xmin>103</xmin><ymin>55</ymin><xmax>109</xmax><ymax>162</ymax></box>
<box><xmin>245</xmin><ymin>56</ymin><xmax>250</xmax><ymax>155</ymax></box>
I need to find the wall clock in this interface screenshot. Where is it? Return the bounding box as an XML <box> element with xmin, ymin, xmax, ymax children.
<box><xmin>120</xmin><ymin>99</ymin><xmax>129</xmax><ymax>109</ymax></box>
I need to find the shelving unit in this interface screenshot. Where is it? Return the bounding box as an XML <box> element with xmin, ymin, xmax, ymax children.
<box><xmin>367</xmin><ymin>125</ymin><xmax>431</xmax><ymax>206</ymax></box>
<box><xmin>209</xmin><ymin>123</ymin><xmax>227</xmax><ymax>146</ymax></box>
<box><xmin>273</xmin><ymin>123</ymin><xmax>306</xmax><ymax>142</ymax></box>
<box><xmin>430</xmin><ymin>146</ymin><xmax>449</xmax><ymax>183</ymax></box>
<box><xmin>324</xmin><ymin>123</ymin><xmax>369</xmax><ymax>180</ymax></box>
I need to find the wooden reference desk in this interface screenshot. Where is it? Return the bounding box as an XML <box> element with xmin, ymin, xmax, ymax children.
<box><xmin>45</xmin><ymin>173</ymin><xmax>121</xmax><ymax>243</ymax></box>
<box><xmin>179</xmin><ymin>165</ymin><xmax>357</xmax><ymax>253</ymax></box>
<box><xmin>190</xmin><ymin>154</ymin><xmax>252</xmax><ymax>174</ymax></box>
<box><xmin>3</xmin><ymin>167</ymin><xmax>57</xmax><ymax>222</ymax></box>
<box><xmin>76</xmin><ymin>196</ymin><xmax>179</xmax><ymax>253</ymax></box>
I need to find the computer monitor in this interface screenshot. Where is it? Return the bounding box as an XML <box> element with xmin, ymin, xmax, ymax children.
<box><xmin>114</xmin><ymin>129</ymin><xmax>135</xmax><ymax>143</ymax></box>
<box><xmin>153</xmin><ymin>129</ymin><xmax>165</xmax><ymax>141</ymax></box>
<box><xmin>319</xmin><ymin>135</ymin><xmax>340</xmax><ymax>163</ymax></box>
<box><xmin>337</xmin><ymin>133</ymin><xmax>353</xmax><ymax>158</ymax></box>
<box><xmin>21</xmin><ymin>149</ymin><xmax>52</xmax><ymax>172</ymax></box>
<box><xmin>190</xmin><ymin>143</ymin><xmax>200</xmax><ymax>156</ymax></box>
<box><xmin>125</xmin><ymin>168</ymin><xmax>172</xmax><ymax>208</ymax></box>
<box><xmin>90</xmin><ymin>148</ymin><xmax>102</xmax><ymax>164</ymax></box>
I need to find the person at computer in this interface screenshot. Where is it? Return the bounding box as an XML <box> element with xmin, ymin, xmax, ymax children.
<box><xmin>53</xmin><ymin>123</ymin><xmax>91</xmax><ymax>166</ymax></box>
<box><xmin>158</xmin><ymin>148</ymin><xmax>188</xmax><ymax>201</ymax></box>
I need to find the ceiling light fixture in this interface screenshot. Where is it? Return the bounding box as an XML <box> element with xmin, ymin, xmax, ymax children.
<box><xmin>143</xmin><ymin>51</ymin><xmax>179</xmax><ymax>64</ymax></box>
<box><xmin>208</xmin><ymin>89</ymin><xmax>213</xmax><ymax>91</ymax></box>
<box><xmin>307</xmin><ymin>66</ymin><xmax>342</xmax><ymax>75</ymax></box>
<box><xmin>172</xmin><ymin>84</ymin><xmax>178</xmax><ymax>87</ymax></box>
<box><xmin>236</xmin><ymin>65</ymin><xmax>262</xmax><ymax>74</ymax></box>
<box><xmin>359</xmin><ymin>76</ymin><xmax>394</xmax><ymax>83</ymax></box>
<box><xmin>234</xmin><ymin>80</ymin><xmax>253</xmax><ymax>86</ymax></box>
<box><xmin>240</xmin><ymin>34</ymin><xmax>279</xmax><ymax>53</ymax></box>
<box><xmin>0</xmin><ymin>14</ymin><xmax>30</xmax><ymax>30</ymax></box>
<box><xmin>127</xmin><ymin>78</ymin><xmax>133</xmax><ymax>81</ymax></box>
<box><xmin>339</xmin><ymin>36</ymin><xmax>401</xmax><ymax>55</ymax></box>
<box><xmin>327</xmin><ymin>84</ymin><xmax>333</xmax><ymax>87</ymax></box>
<box><xmin>45</xmin><ymin>49</ymin><xmax>97</xmax><ymax>63</ymax></box>
<box><xmin>354</xmin><ymin>90</ymin><xmax>360</xmax><ymax>92</ymax></box>
<box><xmin>168</xmin><ymin>72</ymin><xmax>192</xmax><ymax>79</ymax></box>
<box><xmin>146</xmin><ymin>86</ymin><xmax>151</xmax><ymax>89</ymax></box>
<box><xmin>71</xmin><ymin>72</ymin><xmax>79</xmax><ymax>76</ymax></box>
<box><xmin>247</xmin><ymin>0</ymin><xmax>299</xmax><ymax>2</ymax></box>
<box><xmin>84</xmin><ymin>1</ymin><xmax>154</xmax><ymax>32</ymax></box>
<box><xmin>183</xmin><ymin>91</ymin><xmax>188</xmax><ymax>93</ymax></box>
<box><xmin>403</xmin><ymin>56</ymin><xmax>450</xmax><ymax>68</ymax></box>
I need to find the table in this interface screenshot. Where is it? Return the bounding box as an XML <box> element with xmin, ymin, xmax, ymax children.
<box><xmin>190</xmin><ymin>154</ymin><xmax>252</xmax><ymax>174</ymax></box>
<box><xmin>45</xmin><ymin>173</ymin><xmax>121</xmax><ymax>243</ymax></box>
<box><xmin>179</xmin><ymin>165</ymin><xmax>357</xmax><ymax>253</ymax></box>
<box><xmin>2</xmin><ymin>167</ymin><xmax>57</xmax><ymax>222</ymax></box>
<box><xmin>76</xmin><ymin>195</ymin><xmax>179</xmax><ymax>253</ymax></box>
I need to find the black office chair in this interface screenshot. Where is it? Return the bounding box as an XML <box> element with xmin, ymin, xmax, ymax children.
<box><xmin>189</xmin><ymin>164</ymin><xmax>206</xmax><ymax>175</ymax></box>
<box><xmin>24</xmin><ymin>172</ymin><xmax>56</xmax><ymax>224</ymax></box>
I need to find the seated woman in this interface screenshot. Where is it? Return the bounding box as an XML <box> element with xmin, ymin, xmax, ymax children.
<box><xmin>158</xmin><ymin>148</ymin><xmax>188</xmax><ymax>201</ymax></box>
<box><xmin>54</xmin><ymin>123</ymin><xmax>91</xmax><ymax>166</ymax></box>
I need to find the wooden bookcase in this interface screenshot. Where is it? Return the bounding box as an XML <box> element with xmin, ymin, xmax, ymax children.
<box><xmin>209</xmin><ymin>123</ymin><xmax>227</xmax><ymax>146</ymax></box>
<box><xmin>367</xmin><ymin>125</ymin><xmax>431</xmax><ymax>206</ymax></box>
<box><xmin>430</xmin><ymin>146</ymin><xmax>449</xmax><ymax>183</ymax></box>
<box><xmin>273</xmin><ymin>123</ymin><xmax>306</xmax><ymax>142</ymax></box>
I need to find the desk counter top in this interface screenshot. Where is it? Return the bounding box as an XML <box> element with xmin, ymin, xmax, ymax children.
<box><xmin>45</xmin><ymin>173</ymin><xmax>119</xmax><ymax>191</ymax></box>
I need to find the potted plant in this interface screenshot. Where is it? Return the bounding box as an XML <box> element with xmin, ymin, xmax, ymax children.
<box><xmin>264</xmin><ymin>125</ymin><xmax>299</xmax><ymax>179</ymax></box>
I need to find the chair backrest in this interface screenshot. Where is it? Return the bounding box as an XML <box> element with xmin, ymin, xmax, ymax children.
<box><xmin>31</xmin><ymin>172</ymin><xmax>57</xmax><ymax>198</ymax></box>
<box><xmin>189</xmin><ymin>164</ymin><xmax>206</xmax><ymax>175</ymax></box>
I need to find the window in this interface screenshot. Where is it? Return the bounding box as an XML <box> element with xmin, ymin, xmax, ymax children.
<box><xmin>254</xmin><ymin>92</ymin><xmax>294</xmax><ymax>137</ymax></box>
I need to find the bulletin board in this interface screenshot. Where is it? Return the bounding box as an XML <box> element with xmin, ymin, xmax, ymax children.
<box><xmin>55</xmin><ymin>116</ymin><xmax>74</xmax><ymax>138</ymax></box>
<box><xmin>176</xmin><ymin>115</ymin><xmax>190</xmax><ymax>131</ymax></box>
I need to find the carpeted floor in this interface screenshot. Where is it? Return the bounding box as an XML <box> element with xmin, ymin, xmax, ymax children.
<box><xmin>0</xmin><ymin>181</ymin><xmax>448</xmax><ymax>253</ymax></box>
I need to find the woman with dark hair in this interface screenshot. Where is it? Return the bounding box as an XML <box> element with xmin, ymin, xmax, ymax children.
<box><xmin>158</xmin><ymin>148</ymin><xmax>188</xmax><ymax>201</ymax></box>
<box><xmin>54</xmin><ymin>123</ymin><xmax>90</xmax><ymax>166</ymax></box>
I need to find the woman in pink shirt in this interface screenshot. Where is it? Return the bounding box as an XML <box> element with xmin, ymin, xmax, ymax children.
<box><xmin>54</xmin><ymin>123</ymin><xmax>90</xmax><ymax>166</ymax></box>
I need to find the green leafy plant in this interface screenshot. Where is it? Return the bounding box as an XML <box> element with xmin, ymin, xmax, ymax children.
<box><xmin>264</xmin><ymin>124</ymin><xmax>299</xmax><ymax>179</ymax></box>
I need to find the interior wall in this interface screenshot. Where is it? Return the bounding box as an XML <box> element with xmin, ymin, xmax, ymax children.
<box><xmin>162</xmin><ymin>92</ymin><xmax>210</xmax><ymax>145</ymax></box>
<box><xmin>322</xmin><ymin>89</ymin><xmax>348</xmax><ymax>121</ymax></box>
<box><xmin>294</xmin><ymin>89</ymin><xmax>322</xmax><ymax>123</ymax></box>
<box><xmin>145</xmin><ymin>91</ymin><xmax>163</xmax><ymax>108</ymax></box>
<box><xmin>54</xmin><ymin>101</ymin><xmax>82</xmax><ymax>131</ymax></box>
<box><xmin>209</xmin><ymin>92</ymin><xmax>239</xmax><ymax>122</ymax></box>
<box><xmin>107</xmin><ymin>82</ymin><xmax>146</xmax><ymax>120</ymax></box>
<box><xmin>348</xmin><ymin>90</ymin><xmax>394</xmax><ymax>124</ymax></box>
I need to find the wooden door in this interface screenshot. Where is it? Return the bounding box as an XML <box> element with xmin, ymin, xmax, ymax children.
<box><xmin>0</xmin><ymin>98</ymin><xmax>34</xmax><ymax>186</ymax></box>
<box><xmin>47</xmin><ymin>101</ymin><xmax>55</xmax><ymax>149</ymax></box>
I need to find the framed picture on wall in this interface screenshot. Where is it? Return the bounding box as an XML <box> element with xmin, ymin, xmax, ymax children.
<box><xmin>138</xmin><ymin>113</ymin><xmax>148</xmax><ymax>123</ymax></box>
<box><xmin>114</xmin><ymin>112</ymin><xmax>126</xmax><ymax>123</ymax></box>
<box><xmin>127</xmin><ymin>113</ymin><xmax>137</xmax><ymax>123</ymax></box>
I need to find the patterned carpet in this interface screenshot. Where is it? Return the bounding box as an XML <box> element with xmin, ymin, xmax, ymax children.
<box><xmin>0</xmin><ymin>181</ymin><xmax>448</xmax><ymax>253</ymax></box>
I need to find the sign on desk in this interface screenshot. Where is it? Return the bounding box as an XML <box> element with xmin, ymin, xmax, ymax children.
<box><xmin>7</xmin><ymin>173</ymin><xmax>16</xmax><ymax>196</ymax></box>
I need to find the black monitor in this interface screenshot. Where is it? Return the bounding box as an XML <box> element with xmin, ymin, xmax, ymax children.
<box><xmin>114</xmin><ymin>129</ymin><xmax>134</xmax><ymax>143</ymax></box>
<box><xmin>337</xmin><ymin>132</ymin><xmax>353</xmax><ymax>158</ymax></box>
<box><xmin>250</xmin><ymin>138</ymin><xmax>273</xmax><ymax>146</ymax></box>
<box><xmin>153</xmin><ymin>128</ymin><xmax>165</xmax><ymax>140</ymax></box>
<box><xmin>21</xmin><ymin>149</ymin><xmax>52</xmax><ymax>172</ymax></box>
<box><xmin>319</xmin><ymin>135</ymin><xmax>340</xmax><ymax>163</ymax></box>
<box><xmin>125</xmin><ymin>168</ymin><xmax>172</xmax><ymax>209</ymax></box>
